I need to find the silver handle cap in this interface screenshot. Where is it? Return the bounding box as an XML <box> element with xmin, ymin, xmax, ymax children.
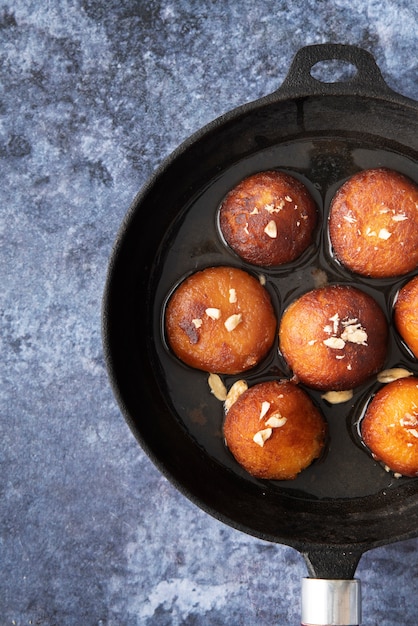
<box><xmin>301</xmin><ymin>578</ymin><xmax>361</xmax><ymax>625</ymax></box>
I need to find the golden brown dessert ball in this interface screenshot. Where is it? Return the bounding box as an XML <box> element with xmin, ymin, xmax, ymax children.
<box><xmin>394</xmin><ymin>275</ymin><xmax>418</xmax><ymax>358</ymax></box>
<box><xmin>278</xmin><ymin>285</ymin><xmax>388</xmax><ymax>391</ymax></box>
<box><xmin>223</xmin><ymin>380</ymin><xmax>327</xmax><ymax>480</ymax></box>
<box><xmin>361</xmin><ymin>377</ymin><xmax>418</xmax><ymax>477</ymax></box>
<box><xmin>329</xmin><ymin>168</ymin><xmax>418</xmax><ymax>278</ymax></box>
<box><xmin>219</xmin><ymin>170</ymin><xmax>317</xmax><ymax>266</ymax></box>
<box><xmin>165</xmin><ymin>266</ymin><xmax>276</xmax><ymax>375</ymax></box>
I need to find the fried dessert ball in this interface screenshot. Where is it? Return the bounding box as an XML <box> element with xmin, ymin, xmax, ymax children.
<box><xmin>219</xmin><ymin>170</ymin><xmax>317</xmax><ymax>266</ymax></box>
<box><xmin>329</xmin><ymin>168</ymin><xmax>418</xmax><ymax>278</ymax></box>
<box><xmin>394</xmin><ymin>275</ymin><xmax>418</xmax><ymax>358</ymax></box>
<box><xmin>165</xmin><ymin>266</ymin><xmax>276</xmax><ymax>375</ymax></box>
<box><xmin>223</xmin><ymin>380</ymin><xmax>327</xmax><ymax>480</ymax></box>
<box><xmin>278</xmin><ymin>285</ymin><xmax>388</xmax><ymax>391</ymax></box>
<box><xmin>361</xmin><ymin>377</ymin><xmax>418</xmax><ymax>477</ymax></box>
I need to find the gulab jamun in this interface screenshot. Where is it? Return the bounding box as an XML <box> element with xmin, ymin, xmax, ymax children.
<box><xmin>394</xmin><ymin>275</ymin><xmax>418</xmax><ymax>358</ymax></box>
<box><xmin>165</xmin><ymin>266</ymin><xmax>276</xmax><ymax>374</ymax></box>
<box><xmin>361</xmin><ymin>376</ymin><xmax>418</xmax><ymax>477</ymax></box>
<box><xmin>278</xmin><ymin>284</ymin><xmax>388</xmax><ymax>391</ymax></box>
<box><xmin>219</xmin><ymin>170</ymin><xmax>317</xmax><ymax>266</ymax></box>
<box><xmin>223</xmin><ymin>380</ymin><xmax>327</xmax><ymax>480</ymax></box>
<box><xmin>329</xmin><ymin>168</ymin><xmax>418</xmax><ymax>278</ymax></box>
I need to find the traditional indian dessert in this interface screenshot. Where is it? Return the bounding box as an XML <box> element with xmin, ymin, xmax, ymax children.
<box><xmin>278</xmin><ymin>284</ymin><xmax>388</xmax><ymax>391</ymax></box>
<box><xmin>329</xmin><ymin>168</ymin><xmax>418</xmax><ymax>278</ymax></box>
<box><xmin>361</xmin><ymin>377</ymin><xmax>418</xmax><ymax>477</ymax></box>
<box><xmin>394</xmin><ymin>275</ymin><xmax>418</xmax><ymax>358</ymax></box>
<box><xmin>165</xmin><ymin>266</ymin><xmax>276</xmax><ymax>374</ymax></box>
<box><xmin>223</xmin><ymin>380</ymin><xmax>327</xmax><ymax>480</ymax></box>
<box><xmin>218</xmin><ymin>170</ymin><xmax>317</xmax><ymax>266</ymax></box>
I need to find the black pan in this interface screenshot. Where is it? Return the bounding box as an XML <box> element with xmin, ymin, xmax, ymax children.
<box><xmin>102</xmin><ymin>44</ymin><xmax>418</xmax><ymax>624</ymax></box>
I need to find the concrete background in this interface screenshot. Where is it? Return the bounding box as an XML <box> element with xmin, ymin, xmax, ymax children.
<box><xmin>1</xmin><ymin>1</ymin><xmax>418</xmax><ymax>624</ymax></box>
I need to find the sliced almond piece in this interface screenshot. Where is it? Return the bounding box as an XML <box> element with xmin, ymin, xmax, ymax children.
<box><xmin>377</xmin><ymin>368</ymin><xmax>413</xmax><ymax>383</ymax></box>
<box><xmin>224</xmin><ymin>313</ymin><xmax>242</xmax><ymax>332</ymax></box>
<box><xmin>224</xmin><ymin>379</ymin><xmax>248</xmax><ymax>412</ymax></box>
<box><xmin>378</xmin><ymin>228</ymin><xmax>392</xmax><ymax>240</ymax></box>
<box><xmin>340</xmin><ymin>324</ymin><xmax>368</xmax><ymax>345</ymax></box>
<box><xmin>321</xmin><ymin>389</ymin><xmax>354</xmax><ymax>404</ymax></box>
<box><xmin>323</xmin><ymin>337</ymin><xmax>345</xmax><ymax>349</ymax></box>
<box><xmin>265</xmin><ymin>414</ymin><xmax>287</xmax><ymax>428</ymax></box>
<box><xmin>264</xmin><ymin>220</ymin><xmax>277</xmax><ymax>238</ymax></box>
<box><xmin>205</xmin><ymin>307</ymin><xmax>221</xmax><ymax>320</ymax></box>
<box><xmin>208</xmin><ymin>373</ymin><xmax>227</xmax><ymax>401</ymax></box>
<box><xmin>253</xmin><ymin>428</ymin><xmax>272</xmax><ymax>447</ymax></box>
<box><xmin>259</xmin><ymin>401</ymin><xmax>270</xmax><ymax>420</ymax></box>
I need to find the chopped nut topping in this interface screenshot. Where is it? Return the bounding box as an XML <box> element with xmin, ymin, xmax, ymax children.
<box><xmin>258</xmin><ymin>274</ymin><xmax>266</xmax><ymax>285</ymax></box>
<box><xmin>329</xmin><ymin>313</ymin><xmax>340</xmax><ymax>333</ymax></box>
<box><xmin>392</xmin><ymin>213</ymin><xmax>408</xmax><ymax>221</ymax></box>
<box><xmin>192</xmin><ymin>318</ymin><xmax>202</xmax><ymax>328</ymax></box>
<box><xmin>321</xmin><ymin>389</ymin><xmax>354</xmax><ymax>404</ymax></box>
<box><xmin>249</xmin><ymin>207</ymin><xmax>259</xmax><ymax>215</ymax></box>
<box><xmin>263</xmin><ymin>200</ymin><xmax>285</xmax><ymax>213</ymax></box>
<box><xmin>323</xmin><ymin>337</ymin><xmax>345</xmax><ymax>349</ymax></box>
<box><xmin>342</xmin><ymin>318</ymin><xmax>358</xmax><ymax>326</ymax></box>
<box><xmin>205</xmin><ymin>307</ymin><xmax>221</xmax><ymax>320</ymax></box>
<box><xmin>259</xmin><ymin>401</ymin><xmax>271</xmax><ymax>420</ymax></box>
<box><xmin>243</xmin><ymin>222</ymin><xmax>250</xmax><ymax>235</ymax></box>
<box><xmin>224</xmin><ymin>313</ymin><xmax>242</xmax><ymax>331</ymax></box>
<box><xmin>285</xmin><ymin>195</ymin><xmax>292</xmax><ymax>202</ymax></box>
<box><xmin>224</xmin><ymin>379</ymin><xmax>248</xmax><ymax>412</ymax></box>
<box><xmin>378</xmin><ymin>228</ymin><xmax>392</xmax><ymax>240</ymax></box>
<box><xmin>265</xmin><ymin>413</ymin><xmax>287</xmax><ymax>428</ymax></box>
<box><xmin>264</xmin><ymin>220</ymin><xmax>277</xmax><ymax>238</ymax></box>
<box><xmin>400</xmin><ymin>413</ymin><xmax>418</xmax><ymax>429</ymax></box>
<box><xmin>340</xmin><ymin>324</ymin><xmax>368</xmax><ymax>345</ymax></box>
<box><xmin>343</xmin><ymin>212</ymin><xmax>357</xmax><ymax>223</ymax></box>
<box><xmin>377</xmin><ymin>368</ymin><xmax>413</xmax><ymax>383</ymax></box>
<box><xmin>229</xmin><ymin>288</ymin><xmax>237</xmax><ymax>303</ymax></box>
<box><xmin>208</xmin><ymin>373</ymin><xmax>227</xmax><ymax>401</ymax></box>
<box><xmin>253</xmin><ymin>428</ymin><xmax>273</xmax><ymax>447</ymax></box>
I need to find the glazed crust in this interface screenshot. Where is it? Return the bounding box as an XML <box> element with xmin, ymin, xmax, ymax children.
<box><xmin>223</xmin><ymin>380</ymin><xmax>327</xmax><ymax>480</ymax></box>
<box><xmin>361</xmin><ymin>377</ymin><xmax>418</xmax><ymax>477</ymax></box>
<box><xmin>329</xmin><ymin>168</ymin><xmax>418</xmax><ymax>278</ymax></box>
<box><xmin>219</xmin><ymin>170</ymin><xmax>317</xmax><ymax>266</ymax></box>
<box><xmin>278</xmin><ymin>285</ymin><xmax>388</xmax><ymax>391</ymax></box>
<box><xmin>394</xmin><ymin>275</ymin><xmax>418</xmax><ymax>358</ymax></box>
<box><xmin>165</xmin><ymin>266</ymin><xmax>276</xmax><ymax>374</ymax></box>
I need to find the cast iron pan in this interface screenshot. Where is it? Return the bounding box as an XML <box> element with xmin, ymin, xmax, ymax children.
<box><xmin>102</xmin><ymin>44</ymin><xmax>418</xmax><ymax>624</ymax></box>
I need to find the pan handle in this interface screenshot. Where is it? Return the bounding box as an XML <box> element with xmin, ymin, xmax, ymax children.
<box><xmin>276</xmin><ymin>43</ymin><xmax>393</xmax><ymax>99</ymax></box>
<box><xmin>300</xmin><ymin>548</ymin><xmax>363</xmax><ymax>624</ymax></box>
<box><xmin>301</xmin><ymin>578</ymin><xmax>361</xmax><ymax>626</ymax></box>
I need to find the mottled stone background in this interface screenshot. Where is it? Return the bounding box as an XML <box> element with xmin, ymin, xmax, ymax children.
<box><xmin>1</xmin><ymin>1</ymin><xmax>418</xmax><ymax>624</ymax></box>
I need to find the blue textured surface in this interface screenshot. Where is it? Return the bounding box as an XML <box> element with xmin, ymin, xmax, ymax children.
<box><xmin>1</xmin><ymin>1</ymin><xmax>418</xmax><ymax>624</ymax></box>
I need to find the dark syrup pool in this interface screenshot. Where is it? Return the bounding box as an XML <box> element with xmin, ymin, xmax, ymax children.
<box><xmin>150</xmin><ymin>135</ymin><xmax>418</xmax><ymax>500</ymax></box>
